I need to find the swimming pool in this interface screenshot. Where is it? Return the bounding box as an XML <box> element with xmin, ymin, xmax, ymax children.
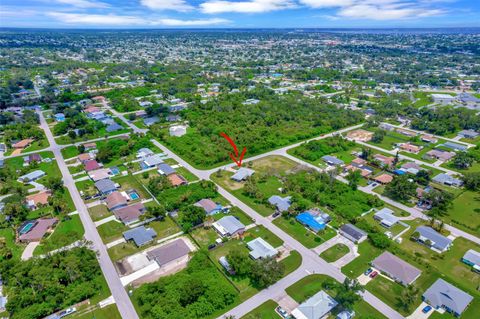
<box><xmin>19</xmin><ymin>221</ymin><xmax>35</xmax><ymax>235</ymax></box>
<box><xmin>129</xmin><ymin>192</ymin><xmax>140</xmax><ymax>200</ymax></box>
<box><xmin>110</xmin><ymin>167</ymin><xmax>120</xmax><ymax>175</ymax></box>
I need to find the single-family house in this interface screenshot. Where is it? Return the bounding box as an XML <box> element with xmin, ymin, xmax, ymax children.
<box><xmin>123</xmin><ymin>226</ymin><xmax>157</xmax><ymax>247</ymax></box>
<box><xmin>113</xmin><ymin>203</ymin><xmax>146</xmax><ymax>225</ymax></box>
<box><xmin>167</xmin><ymin>173</ymin><xmax>187</xmax><ymax>187</ymax></box>
<box><xmin>105</xmin><ymin>191</ymin><xmax>128</xmax><ymax>210</ymax></box>
<box><xmin>372</xmin><ymin>252</ymin><xmax>422</xmax><ymax>286</ymax></box>
<box><xmin>18</xmin><ymin>218</ymin><xmax>58</xmax><ymax>243</ymax></box>
<box><xmin>146</xmin><ymin>238</ymin><xmax>191</xmax><ymax>266</ymax></box>
<box><xmin>415</xmin><ymin>226</ymin><xmax>452</xmax><ymax>252</ymax></box>
<box><xmin>296</xmin><ymin>210</ymin><xmax>330</xmax><ymax>233</ymax></box>
<box><xmin>88</xmin><ymin>168</ymin><xmax>112</xmax><ymax>182</ymax></box>
<box><xmin>143</xmin><ymin>116</ymin><xmax>160</xmax><ymax>127</ymax></box>
<box><xmin>374</xmin><ymin>173</ymin><xmax>394</xmax><ymax>185</ymax></box>
<box><xmin>23</xmin><ymin>153</ymin><xmax>42</xmax><ymax>165</ymax></box>
<box><xmin>83</xmin><ymin>142</ymin><xmax>97</xmax><ymax>150</ymax></box>
<box><xmin>18</xmin><ymin>170</ymin><xmax>45</xmax><ymax>183</ymax></box>
<box><xmin>398</xmin><ymin>143</ymin><xmax>421</xmax><ymax>154</ymax></box>
<box><xmin>291</xmin><ymin>290</ymin><xmax>338</xmax><ymax>319</ymax></box>
<box><xmin>441</xmin><ymin>142</ymin><xmax>468</xmax><ymax>152</ymax></box>
<box><xmin>231</xmin><ymin>167</ymin><xmax>255</xmax><ymax>182</ymax></box>
<box><xmin>322</xmin><ymin>155</ymin><xmax>344</xmax><ymax>166</ymax></box>
<box><xmin>336</xmin><ymin>310</ymin><xmax>355</xmax><ymax>319</ymax></box>
<box><xmin>374</xmin><ymin>208</ymin><xmax>400</xmax><ymax>228</ymax></box>
<box><xmin>340</xmin><ymin>224</ymin><xmax>367</xmax><ymax>243</ymax></box>
<box><xmin>84</xmin><ymin>159</ymin><xmax>101</xmax><ymax>172</ymax></box>
<box><xmin>95</xmin><ymin>178</ymin><xmax>117</xmax><ymax>195</ymax></box>
<box><xmin>458</xmin><ymin>130</ymin><xmax>479</xmax><ymax>139</ymax></box>
<box><xmin>432</xmin><ymin>173</ymin><xmax>463</xmax><ymax>187</ymax></box>
<box><xmin>169</xmin><ymin>125</ymin><xmax>187</xmax><ymax>137</ymax></box>
<box><xmin>247</xmin><ymin>238</ymin><xmax>278</xmax><ymax>259</ymax></box>
<box><xmin>212</xmin><ymin>216</ymin><xmax>246</xmax><ymax>237</ymax></box>
<box><xmin>12</xmin><ymin>138</ymin><xmax>33</xmax><ymax>149</ymax></box>
<box><xmin>106</xmin><ymin>123</ymin><xmax>123</xmax><ymax>132</ymax></box>
<box><xmin>25</xmin><ymin>191</ymin><xmax>51</xmax><ymax>210</ymax></box>
<box><xmin>461</xmin><ymin>249</ymin><xmax>480</xmax><ymax>272</ymax></box>
<box><xmin>54</xmin><ymin>113</ymin><xmax>65</xmax><ymax>122</ymax></box>
<box><xmin>424</xmin><ymin>149</ymin><xmax>456</xmax><ymax>161</ymax></box>
<box><xmin>142</xmin><ymin>154</ymin><xmax>164</xmax><ymax>168</ymax></box>
<box><xmin>137</xmin><ymin>148</ymin><xmax>154</xmax><ymax>158</ymax></box>
<box><xmin>396</xmin><ymin>128</ymin><xmax>417</xmax><ymax>137</ymax></box>
<box><xmin>77</xmin><ymin>153</ymin><xmax>93</xmax><ymax>163</ymax></box>
<box><xmin>157</xmin><ymin>163</ymin><xmax>176</xmax><ymax>176</ymax></box>
<box><xmin>373</xmin><ymin>154</ymin><xmax>395</xmax><ymax>167</ymax></box>
<box><xmin>421</xmin><ymin>135</ymin><xmax>438</xmax><ymax>144</ymax></box>
<box><xmin>194</xmin><ymin>199</ymin><xmax>222</xmax><ymax>215</ymax></box>
<box><xmin>268</xmin><ymin>195</ymin><xmax>291</xmax><ymax>212</ymax></box>
<box><xmin>431</xmin><ymin>94</ymin><xmax>455</xmax><ymax>105</ymax></box>
<box><xmin>423</xmin><ymin>279</ymin><xmax>473</xmax><ymax>317</ymax></box>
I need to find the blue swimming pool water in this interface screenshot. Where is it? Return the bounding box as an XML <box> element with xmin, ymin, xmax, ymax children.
<box><xmin>110</xmin><ymin>167</ymin><xmax>120</xmax><ymax>175</ymax></box>
<box><xmin>129</xmin><ymin>192</ymin><xmax>140</xmax><ymax>200</ymax></box>
<box><xmin>20</xmin><ymin>222</ymin><xmax>35</xmax><ymax>235</ymax></box>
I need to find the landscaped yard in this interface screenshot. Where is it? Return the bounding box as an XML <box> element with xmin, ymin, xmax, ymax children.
<box><xmin>241</xmin><ymin>300</ymin><xmax>279</xmax><ymax>319</ymax></box>
<box><xmin>273</xmin><ymin>216</ymin><xmax>336</xmax><ymax>249</ymax></box>
<box><xmin>33</xmin><ymin>215</ymin><xmax>85</xmax><ymax>255</ymax></box>
<box><xmin>320</xmin><ymin>243</ymin><xmax>350</xmax><ymax>262</ymax></box>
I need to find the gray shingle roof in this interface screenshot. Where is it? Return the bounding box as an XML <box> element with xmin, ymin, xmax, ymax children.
<box><xmin>157</xmin><ymin>163</ymin><xmax>176</xmax><ymax>175</ymax></box>
<box><xmin>423</xmin><ymin>279</ymin><xmax>473</xmax><ymax>315</ymax></box>
<box><xmin>231</xmin><ymin>167</ymin><xmax>255</xmax><ymax>181</ymax></box>
<box><xmin>432</xmin><ymin>173</ymin><xmax>463</xmax><ymax>187</ymax></box>
<box><xmin>441</xmin><ymin>142</ymin><xmax>468</xmax><ymax>151</ymax></box>
<box><xmin>374</xmin><ymin>208</ymin><xmax>400</xmax><ymax>227</ymax></box>
<box><xmin>94</xmin><ymin>178</ymin><xmax>116</xmax><ymax>194</ymax></box>
<box><xmin>416</xmin><ymin>226</ymin><xmax>452</xmax><ymax>251</ymax></box>
<box><xmin>292</xmin><ymin>290</ymin><xmax>338</xmax><ymax>319</ymax></box>
<box><xmin>322</xmin><ymin>155</ymin><xmax>344</xmax><ymax>166</ymax></box>
<box><xmin>146</xmin><ymin>238</ymin><xmax>191</xmax><ymax>266</ymax></box>
<box><xmin>213</xmin><ymin>216</ymin><xmax>245</xmax><ymax>236</ymax></box>
<box><xmin>340</xmin><ymin>224</ymin><xmax>367</xmax><ymax>241</ymax></box>
<box><xmin>372</xmin><ymin>252</ymin><xmax>422</xmax><ymax>285</ymax></box>
<box><xmin>268</xmin><ymin>195</ymin><xmax>291</xmax><ymax>212</ymax></box>
<box><xmin>247</xmin><ymin>238</ymin><xmax>278</xmax><ymax>259</ymax></box>
<box><xmin>123</xmin><ymin>226</ymin><xmax>156</xmax><ymax>246</ymax></box>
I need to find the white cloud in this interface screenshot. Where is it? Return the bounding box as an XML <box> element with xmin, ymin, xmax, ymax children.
<box><xmin>140</xmin><ymin>0</ymin><xmax>194</xmax><ymax>11</ymax></box>
<box><xmin>200</xmin><ymin>0</ymin><xmax>295</xmax><ymax>14</ymax></box>
<box><xmin>47</xmin><ymin>12</ymin><xmax>230</xmax><ymax>26</ymax></box>
<box><xmin>299</xmin><ymin>0</ymin><xmax>353</xmax><ymax>8</ymax></box>
<box><xmin>54</xmin><ymin>0</ymin><xmax>110</xmax><ymax>8</ymax></box>
<box><xmin>159</xmin><ymin>18</ymin><xmax>230</xmax><ymax>25</ymax></box>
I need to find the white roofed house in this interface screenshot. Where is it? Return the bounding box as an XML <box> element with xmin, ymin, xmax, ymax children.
<box><xmin>291</xmin><ymin>290</ymin><xmax>338</xmax><ymax>319</ymax></box>
<box><xmin>18</xmin><ymin>170</ymin><xmax>45</xmax><ymax>183</ymax></box>
<box><xmin>461</xmin><ymin>249</ymin><xmax>480</xmax><ymax>272</ymax></box>
<box><xmin>247</xmin><ymin>238</ymin><xmax>278</xmax><ymax>260</ymax></box>
<box><xmin>431</xmin><ymin>93</ymin><xmax>455</xmax><ymax>105</ymax></box>
<box><xmin>169</xmin><ymin>125</ymin><xmax>187</xmax><ymax>137</ymax></box>
<box><xmin>231</xmin><ymin>167</ymin><xmax>255</xmax><ymax>182</ymax></box>
<box><xmin>142</xmin><ymin>154</ymin><xmax>164</xmax><ymax>168</ymax></box>
<box><xmin>212</xmin><ymin>216</ymin><xmax>246</xmax><ymax>237</ymax></box>
<box><xmin>373</xmin><ymin>208</ymin><xmax>400</xmax><ymax>228</ymax></box>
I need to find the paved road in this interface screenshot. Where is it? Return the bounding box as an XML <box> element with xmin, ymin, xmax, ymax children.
<box><xmin>149</xmin><ymin>137</ymin><xmax>404</xmax><ymax>319</ymax></box>
<box><xmin>37</xmin><ymin>111</ymin><xmax>140</xmax><ymax>319</ymax></box>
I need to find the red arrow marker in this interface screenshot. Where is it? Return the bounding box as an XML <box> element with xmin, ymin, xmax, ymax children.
<box><xmin>220</xmin><ymin>132</ymin><xmax>247</xmax><ymax>167</ymax></box>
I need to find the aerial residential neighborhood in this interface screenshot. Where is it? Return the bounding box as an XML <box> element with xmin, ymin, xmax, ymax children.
<box><xmin>1</xmin><ymin>2</ymin><xmax>480</xmax><ymax>319</ymax></box>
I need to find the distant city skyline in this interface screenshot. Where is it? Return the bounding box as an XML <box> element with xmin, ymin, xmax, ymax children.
<box><xmin>1</xmin><ymin>0</ymin><xmax>480</xmax><ymax>29</ymax></box>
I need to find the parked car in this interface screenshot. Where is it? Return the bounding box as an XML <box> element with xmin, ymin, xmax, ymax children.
<box><xmin>364</xmin><ymin>268</ymin><xmax>373</xmax><ymax>276</ymax></box>
<box><xmin>272</xmin><ymin>211</ymin><xmax>280</xmax><ymax>218</ymax></box>
<box><xmin>276</xmin><ymin>306</ymin><xmax>289</xmax><ymax>318</ymax></box>
<box><xmin>422</xmin><ymin>305</ymin><xmax>432</xmax><ymax>313</ymax></box>
<box><xmin>59</xmin><ymin>307</ymin><xmax>76</xmax><ymax>317</ymax></box>
<box><xmin>370</xmin><ymin>271</ymin><xmax>378</xmax><ymax>278</ymax></box>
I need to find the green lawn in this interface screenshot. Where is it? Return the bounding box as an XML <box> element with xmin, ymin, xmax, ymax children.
<box><xmin>97</xmin><ymin>220</ymin><xmax>129</xmax><ymax>243</ymax></box>
<box><xmin>244</xmin><ymin>225</ymin><xmax>284</xmax><ymax>248</ymax></box>
<box><xmin>212</xmin><ymin>207</ymin><xmax>254</xmax><ymax>226</ymax></box>
<box><xmin>112</xmin><ymin>175</ymin><xmax>151</xmax><ymax>199</ymax></box>
<box><xmin>175</xmin><ymin>166</ymin><xmax>199</xmax><ymax>182</ymax></box>
<box><xmin>342</xmin><ymin>240</ymin><xmax>382</xmax><ymax>278</ymax></box>
<box><xmin>241</xmin><ymin>300</ymin><xmax>279</xmax><ymax>319</ymax></box>
<box><xmin>281</xmin><ymin>250</ymin><xmax>302</xmax><ymax>275</ymax></box>
<box><xmin>61</xmin><ymin>145</ymin><xmax>80</xmax><ymax>159</ymax></box>
<box><xmin>88</xmin><ymin>205</ymin><xmax>112</xmax><ymax>221</ymax></box>
<box><xmin>33</xmin><ymin>214</ymin><xmax>85</xmax><ymax>255</ymax></box>
<box><xmin>191</xmin><ymin>226</ymin><xmax>220</xmax><ymax>248</ymax></box>
<box><xmin>0</xmin><ymin>227</ymin><xmax>25</xmax><ymax>259</ymax></box>
<box><xmin>286</xmin><ymin>274</ymin><xmax>386</xmax><ymax>319</ymax></box>
<box><xmin>444</xmin><ymin>190</ymin><xmax>480</xmax><ymax>237</ymax></box>
<box><xmin>70</xmin><ymin>304</ymin><xmax>121</xmax><ymax>319</ymax></box>
<box><xmin>273</xmin><ymin>216</ymin><xmax>336</xmax><ymax>248</ymax></box>
<box><xmin>320</xmin><ymin>243</ymin><xmax>350</xmax><ymax>262</ymax></box>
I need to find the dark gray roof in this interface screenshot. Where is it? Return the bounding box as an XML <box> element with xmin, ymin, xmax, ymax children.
<box><xmin>123</xmin><ymin>226</ymin><xmax>156</xmax><ymax>246</ymax></box>
<box><xmin>147</xmin><ymin>238</ymin><xmax>191</xmax><ymax>266</ymax></box>
<box><xmin>158</xmin><ymin>163</ymin><xmax>176</xmax><ymax>175</ymax></box>
<box><xmin>143</xmin><ymin>116</ymin><xmax>159</xmax><ymax>126</ymax></box>
<box><xmin>106</xmin><ymin>123</ymin><xmax>123</xmax><ymax>132</ymax></box>
<box><xmin>423</xmin><ymin>279</ymin><xmax>473</xmax><ymax>315</ymax></box>
<box><xmin>432</xmin><ymin>173</ymin><xmax>463</xmax><ymax>187</ymax></box>
<box><xmin>441</xmin><ymin>141</ymin><xmax>467</xmax><ymax>151</ymax></box>
<box><xmin>340</xmin><ymin>224</ymin><xmax>367</xmax><ymax>240</ymax></box>
<box><xmin>268</xmin><ymin>195</ymin><xmax>291</xmax><ymax>212</ymax></box>
<box><xmin>372</xmin><ymin>252</ymin><xmax>421</xmax><ymax>285</ymax></box>
<box><xmin>321</xmin><ymin>155</ymin><xmax>344</xmax><ymax>166</ymax></box>
<box><xmin>94</xmin><ymin>178</ymin><xmax>116</xmax><ymax>194</ymax></box>
<box><xmin>416</xmin><ymin>226</ymin><xmax>452</xmax><ymax>251</ymax></box>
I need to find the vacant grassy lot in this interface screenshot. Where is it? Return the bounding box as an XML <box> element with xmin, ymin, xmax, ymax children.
<box><xmin>320</xmin><ymin>243</ymin><xmax>350</xmax><ymax>262</ymax></box>
<box><xmin>97</xmin><ymin>220</ymin><xmax>129</xmax><ymax>243</ymax></box>
<box><xmin>241</xmin><ymin>300</ymin><xmax>279</xmax><ymax>319</ymax></box>
<box><xmin>70</xmin><ymin>304</ymin><xmax>121</xmax><ymax>319</ymax></box>
<box><xmin>342</xmin><ymin>240</ymin><xmax>382</xmax><ymax>278</ymax></box>
<box><xmin>88</xmin><ymin>204</ymin><xmax>112</xmax><ymax>221</ymax></box>
<box><xmin>444</xmin><ymin>190</ymin><xmax>480</xmax><ymax>237</ymax></box>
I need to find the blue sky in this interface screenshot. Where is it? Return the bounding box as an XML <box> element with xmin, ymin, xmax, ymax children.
<box><xmin>1</xmin><ymin>0</ymin><xmax>479</xmax><ymax>28</ymax></box>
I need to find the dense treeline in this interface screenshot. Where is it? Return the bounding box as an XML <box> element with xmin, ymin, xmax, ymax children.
<box><xmin>291</xmin><ymin>136</ymin><xmax>356</xmax><ymax>162</ymax></box>
<box><xmin>134</xmin><ymin>251</ymin><xmax>237</xmax><ymax>319</ymax></box>
<box><xmin>411</xmin><ymin>106</ymin><xmax>480</xmax><ymax>136</ymax></box>
<box><xmin>156</xmin><ymin>91</ymin><xmax>363</xmax><ymax>167</ymax></box>
<box><xmin>284</xmin><ymin>170</ymin><xmax>382</xmax><ymax>220</ymax></box>
<box><xmin>0</xmin><ymin>248</ymin><xmax>106</xmax><ymax>319</ymax></box>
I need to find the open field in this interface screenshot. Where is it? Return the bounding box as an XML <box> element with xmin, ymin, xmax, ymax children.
<box><xmin>319</xmin><ymin>243</ymin><xmax>349</xmax><ymax>262</ymax></box>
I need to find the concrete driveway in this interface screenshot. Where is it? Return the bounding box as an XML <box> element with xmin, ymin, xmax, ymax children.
<box><xmin>407</xmin><ymin>302</ymin><xmax>433</xmax><ymax>319</ymax></box>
